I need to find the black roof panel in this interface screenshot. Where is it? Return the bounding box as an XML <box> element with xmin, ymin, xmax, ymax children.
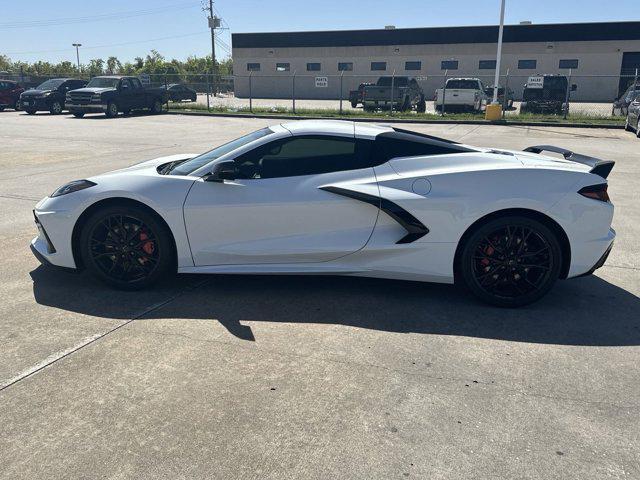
<box><xmin>233</xmin><ymin>22</ymin><xmax>640</xmax><ymax>49</ymax></box>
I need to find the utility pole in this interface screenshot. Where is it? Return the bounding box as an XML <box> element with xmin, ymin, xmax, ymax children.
<box><xmin>72</xmin><ymin>43</ymin><xmax>82</xmax><ymax>73</ymax></box>
<box><xmin>208</xmin><ymin>0</ymin><xmax>218</xmax><ymax>97</ymax></box>
<box><xmin>492</xmin><ymin>0</ymin><xmax>506</xmax><ymax>104</ymax></box>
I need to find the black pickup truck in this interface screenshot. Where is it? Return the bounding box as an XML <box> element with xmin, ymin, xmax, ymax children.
<box><xmin>362</xmin><ymin>77</ymin><xmax>426</xmax><ymax>112</ymax></box>
<box><xmin>66</xmin><ymin>75</ymin><xmax>168</xmax><ymax>118</ymax></box>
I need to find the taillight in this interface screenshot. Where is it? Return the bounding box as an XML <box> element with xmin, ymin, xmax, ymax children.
<box><xmin>578</xmin><ymin>183</ymin><xmax>610</xmax><ymax>202</ymax></box>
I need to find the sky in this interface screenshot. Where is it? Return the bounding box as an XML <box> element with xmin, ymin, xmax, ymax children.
<box><xmin>1</xmin><ymin>0</ymin><xmax>638</xmax><ymax>65</ymax></box>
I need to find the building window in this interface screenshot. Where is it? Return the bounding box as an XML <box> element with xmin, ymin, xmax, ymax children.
<box><xmin>441</xmin><ymin>60</ymin><xmax>458</xmax><ymax>70</ymax></box>
<box><xmin>371</xmin><ymin>61</ymin><xmax>387</xmax><ymax>71</ymax></box>
<box><xmin>338</xmin><ymin>62</ymin><xmax>354</xmax><ymax>71</ymax></box>
<box><xmin>405</xmin><ymin>61</ymin><xmax>422</xmax><ymax>71</ymax></box>
<box><xmin>518</xmin><ymin>59</ymin><xmax>537</xmax><ymax>69</ymax></box>
<box><xmin>559</xmin><ymin>59</ymin><xmax>579</xmax><ymax>69</ymax></box>
<box><xmin>306</xmin><ymin>62</ymin><xmax>321</xmax><ymax>71</ymax></box>
<box><xmin>479</xmin><ymin>60</ymin><xmax>497</xmax><ymax>70</ymax></box>
<box><xmin>275</xmin><ymin>63</ymin><xmax>290</xmax><ymax>72</ymax></box>
<box><xmin>247</xmin><ymin>63</ymin><xmax>260</xmax><ymax>72</ymax></box>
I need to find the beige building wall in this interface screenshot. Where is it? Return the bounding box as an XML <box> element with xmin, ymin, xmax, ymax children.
<box><xmin>233</xmin><ymin>40</ymin><xmax>640</xmax><ymax>101</ymax></box>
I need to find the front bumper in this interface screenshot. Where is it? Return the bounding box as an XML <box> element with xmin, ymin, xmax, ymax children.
<box><xmin>67</xmin><ymin>103</ymin><xmax>108</xmax><ymax>113</ymax></box>
<box><xmin>20</xmin><ymin>97</ymin><xmax>49</xmax><ymax>110</ymax></box>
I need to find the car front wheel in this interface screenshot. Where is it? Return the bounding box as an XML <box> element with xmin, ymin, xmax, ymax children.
<box><xmin>105</xmin><ymin>101</ymin><xmax>118</xmax><ymax>118</ymax></box>
<box><xmin>50</xmin><ymin>101</ymin><xmax>63</xmax><ymax>115</ymax></box>
<box><xmin>459</xmin><ymin>216</ymin><xmax>562</xmax><ymax>307</ymax></box>
<box><xmin>150</xmin><ymin>99</ymin><xmax>163</xmax><ymax>114</ymax></box>
<box><xmin>79</xmin><ymin>205</ymin><xmax>175</xmax><ymax>290</ymax></box>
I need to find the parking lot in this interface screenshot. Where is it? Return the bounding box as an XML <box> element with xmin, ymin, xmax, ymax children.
<box><xmin>0</xmin><ymin>111</ymin><xmax>639</xmax><ymax>479</ymax></box>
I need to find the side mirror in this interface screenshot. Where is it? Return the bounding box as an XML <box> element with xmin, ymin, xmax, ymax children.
<box><xmin>206</xmin><ymin>161</ymin><xmax>237</xmax><ymax>182</ymax></box>
<box><xmin>571</xmin><ymin>84</ymin><xmax>577</xmax><ymax>92</ymax></box>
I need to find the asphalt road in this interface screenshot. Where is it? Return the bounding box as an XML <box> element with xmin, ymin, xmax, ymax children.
<box><xmin>0</xmin><ymin>110</ymin><xmax>638</xmax><ymax>480</ymax></box>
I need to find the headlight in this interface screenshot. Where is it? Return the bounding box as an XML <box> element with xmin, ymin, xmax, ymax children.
<box><xmin>50</xmin><ymin>180</ymin><xmax>96</xmax><ymax>198</ymax></box>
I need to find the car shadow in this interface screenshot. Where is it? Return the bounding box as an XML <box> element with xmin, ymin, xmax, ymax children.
<box><xmin>30</xmin><ymin>266</ymin><xmax>640</xmax><ymax>346</ymax></box>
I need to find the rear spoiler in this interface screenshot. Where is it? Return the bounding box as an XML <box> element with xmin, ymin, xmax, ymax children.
<box><xmin>523</xmin><ymin>145</ymin><xmax>615</xmax><ymax>179</ymax></box>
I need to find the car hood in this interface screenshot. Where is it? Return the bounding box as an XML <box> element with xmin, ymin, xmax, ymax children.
<box><xmin>92</xmin><ymin>153</ymin><xmax>199</xmax><ymax>179</ymax></box>
<box><xmin>22</xmin><ymin>89</ymin><xmax>52</xmax><ymax>97</ymax></box>
<box><xmin>70</xmin><ymin>87</ymin><xmax>116</xmax><ymax>94</ymax></box>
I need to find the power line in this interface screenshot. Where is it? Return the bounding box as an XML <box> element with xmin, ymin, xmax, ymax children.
<box><xmin>4</xmin><ymin>31</ymin><xmax>210</xmax><ymax>56</ymax></box>
<box><xmin>0</xmin><ymin>2</ymin><xmax>200</xmax><ymax>29</ymax></box>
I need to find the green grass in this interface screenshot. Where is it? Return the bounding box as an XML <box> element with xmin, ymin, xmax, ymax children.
<box><xmin>168</xmin><ymin>102</ymin><xmax>625</xmax><ymax>125</ymax></box>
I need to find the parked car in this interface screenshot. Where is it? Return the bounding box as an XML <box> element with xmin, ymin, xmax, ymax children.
<box><xmin>625</xmin><ymin>93</ymin><xmax>640</xmax><ymax>137</ymax></box>
<box><xmin>32</xmin><ymin>120</ymin><xmax>615</xmax><ymax>307</ymax></box>
<box><xmin>362</xmin><ymin>77</ymin><xmax>426</xmax><ymax>112</ymax></box>
<box><xmin>348</xmin><ymin>82</ymin><xmax>374</xmax><ymax>108</ymax></box>
<box><xmin>520</xmin><ymin>75</ymin><xmax>576</xmax><ymax>115</ymax></box>
<box><xmin>166</xmin><ymin>84</ymin><xmax>197</xmax><ymax>102</ymax></box>
<box><xmin>434</xmin><ymin>78</ymin><xmax>488</xmax><ymax>113</ymax></box>
<box><xmin>20</xmin><ymin>78</ymin><xmax>87</xmax><ymax>115</ymax></box>
<box><xmin>0</xmin><ymin>79</ymin><xmax>24</xmax><ymax>111</ymax></box>
<box><xmin>66</xmin><ymin>75</ymin><xmax>168</xmax><ymax>118</ymax></box>
<box><xmin>484</xmin><ymin>85</ymin><xmax>514</xmax><ymax>110</ymax></box>
<box><xmin>612</xmin><ymin>83</ymin><xmax>640</xmax><ymax>116</ymax></box>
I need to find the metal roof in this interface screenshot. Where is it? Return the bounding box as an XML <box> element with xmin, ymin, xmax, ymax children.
<box><xmin>233</xmin><ymin>22</ymin><xmax>640</xmax><ymax>49</ymax></box>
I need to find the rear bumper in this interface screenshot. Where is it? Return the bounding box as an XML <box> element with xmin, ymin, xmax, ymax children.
<box><xmin>580</xmin><ymin>240</ymin><xmax>614</xmax><ymax>277</ymax></box>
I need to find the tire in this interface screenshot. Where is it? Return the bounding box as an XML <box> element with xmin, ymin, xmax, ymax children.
<box><xmin>49</xmin><ymin>101</ymin><xmax>62</xmax><ymax>115</ymax></box>
<box><xmin>459</xmin><ymin>215</ymin><xmax>562</xmax><ymax>307</ymax></box>
<box><xmin>26</xmin><ymin>109</ymin><xmax>37</xmax><ymax>115</ymax></box>
<box><xmin>0</xmin><ymin>106</ymin><xmax>4</xmax><ymax>112</ymax></box>
<box><xmin>150</xmin><ymin>99</ymin><xmax>163</xmax><ymax>114</ymax></box>
<box><xmin>625</xmin><ymin>118</ymin><xmax>632</xmax><ymax>131</ymax></box>
<box><xmin>416</xmin><ymin>97</ymin><xmax>427</xmax><ymax>113</ymax></box>
<box><xmin>105</xmin><ymin>101</ymin><xmax>118</xmax><ymax>118</ymax></box>
<box><xmin>350</xmin><ymin>101</ymin><xmax>358</xmax><ymax>108</ymax></box>
<box><xmin>79</xmin><ymin>204</ymin><xmax>175</xmax><ymax>290</ymax></box>
<box><xmin>72</xmin><ymin>112</ymin><xmax>85</xmax><ymax>118</ymax></box>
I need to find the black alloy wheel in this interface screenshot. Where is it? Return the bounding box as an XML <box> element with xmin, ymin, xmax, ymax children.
<box><xmin>80</xmin><ymin>206</ymin><xmax>174</xmax><ymax>289</ymax></box>
<box><xmin>105</xmin><ymin>101</ymin><xmax>118</xmax><ymax>118</ymax></box>
<box><xmin>150</xmin><ymin>99</ymin><xmax>163</xmax><ymax>114</ymax></box>
<box><xmin>50</xmin><ymin>101</ymin><xmax>63</xmax><ymax>115</ymax></box>
<box><xmin>460</xmin><ymin>216</ymin><xmax>562</xmax><ymax>307</ymax></box>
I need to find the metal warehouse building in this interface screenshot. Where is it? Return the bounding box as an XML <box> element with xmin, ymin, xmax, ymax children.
<box><xmin>231</xmin><ymin>22</ymin><xmax>640</xmax><ymax>102</ymax></box>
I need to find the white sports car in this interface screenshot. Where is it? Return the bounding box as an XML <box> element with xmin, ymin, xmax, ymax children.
<box><xmin>32</xmin><ymin>120</ymin><xmax>615</xmax><ymax>306</ymax></box>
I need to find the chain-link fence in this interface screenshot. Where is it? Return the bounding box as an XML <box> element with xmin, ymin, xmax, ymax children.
<box><xmin>3</xmin><ymin>69</ymin><xmax>639</xmax><ymax>123</ymax></box>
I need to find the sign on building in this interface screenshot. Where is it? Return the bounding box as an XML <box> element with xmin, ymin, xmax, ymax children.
<box><xmin>315</xmin><ymin>76</ymin><xmax>328</xmax><ymax>88</ymax></box>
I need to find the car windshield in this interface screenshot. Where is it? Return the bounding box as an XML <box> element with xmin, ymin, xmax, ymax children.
<box><xmin>168</xmin><ymin>127</ymin><xmax>274</xmax><ymax>176</ymax></box>
<box><xmin>446</xmin><ymin>80</ymin><xmax>478</xmax><ymax>89</ymax></box>
<box><xmin>36</xmin><ymin>79</ymin><xmax>65</xmax><ymax>90</ymax></box>
<box><xmin>86</xmin><ymin>77</ymin><xmax>120</xmax><ymax>88</ymax></box>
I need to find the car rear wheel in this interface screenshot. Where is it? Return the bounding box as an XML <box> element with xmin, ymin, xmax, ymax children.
<box><xmin>105</xmin><ymin>101</ymin><xmax>118</xmax><ymax>118</ymax></box>
<box><xmin>459</xmin><ymin>216</ymin><xmax>562</xmax><ymax>307</ymax></box>
<box><xmin>79</xmin><ymin>205</ymin><xmax>175</xmax><ymax>290</ymax></box>
<box><xmin>150</xmin><ymin>99</ymin><xmax>163</xmax><ymax>114</ymax></box>
<box><xmin>50</xmin><ymin>101</ymin><xmax>62</xmax><ymax>115</ymax></box>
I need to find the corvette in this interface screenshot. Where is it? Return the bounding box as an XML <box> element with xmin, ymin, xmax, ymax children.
<box><xmin>31</xmin><ymin>120</ymin><xmax>615</xmax><ymax>306</ymax></box>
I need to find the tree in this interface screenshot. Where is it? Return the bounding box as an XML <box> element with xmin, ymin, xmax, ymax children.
<box><xmin>106</xmin><ymin>56</ymin><xmax>122</xmax><ymax>75</ymax></box>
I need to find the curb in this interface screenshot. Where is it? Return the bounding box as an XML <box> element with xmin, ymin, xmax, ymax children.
<box><xmin>166</xmin><ymin>109</ymin><xmax>625</xmax><ymax>129</ymax></box>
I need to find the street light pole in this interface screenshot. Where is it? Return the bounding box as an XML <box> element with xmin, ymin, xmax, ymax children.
<box><xmin>72</xmin><ymin>43</ymin><xmax>82</xmax><ymax>73</ymax></box>
<box><xmin>492</xmin><ymin>0</ymin><xmax>506</xmax><ymax>104</ymax></box>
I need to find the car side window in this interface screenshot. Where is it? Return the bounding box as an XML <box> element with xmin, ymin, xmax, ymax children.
<box><xmin>233</xmin><ymin>136</ymin><xmax>373</xmax><ymax>179</ymax></box>
<box><xmin>120</xmin><ymin>79</ymin><xmax>130</xmax><ymax>90</ymax></box>
<box><xmin>130</xmin><ymin>78</ymin><xmax>142</xmax><ymax>89</ymax></box>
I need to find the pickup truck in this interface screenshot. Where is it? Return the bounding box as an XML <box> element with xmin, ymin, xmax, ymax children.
<box><xmin>362</xmin><ymin>77</ymin><xmax>426</xmax><ymax>113</ymax></box>
<box><xmin>434</xmin><ymin>78</ymin><xmax>487</xmax><ymax>113</ymax></box>
<box><xmin>348</xmin><ymin>82</ymin><xmax>374</xmax><ymax>108</ymax></box>
<box><xmin>66</xmin><ymin>75</ymin><xmax>168</xmax><ymax>118</ymax></box>
<box><xmin>520</xmin><ymin>75</ymin><xmax>576</xmax><ymax>115</ymax></box>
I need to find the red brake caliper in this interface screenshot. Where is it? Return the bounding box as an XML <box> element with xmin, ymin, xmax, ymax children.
<box><xmin>138</xmin><ymin>231</ymin><xmax>155</xmax><ymax>263</ymax></box>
